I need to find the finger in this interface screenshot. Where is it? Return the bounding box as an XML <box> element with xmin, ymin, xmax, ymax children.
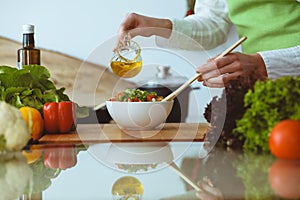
<box><xmin>204</xmin><ymin>71</ymin><xmax>243</xmax><ymax>87</ymax></box>
<box><xmin>206</xmin><ymin>57</ymin><xmax>215</xmax><ymax>62</ymax></box>
<box><xmin>196</xmin><ymin>57</ymin><xmax>228</xmax><ymax>77</ymax></box>
<box><xmin>201</xmin><ymin>61</ymin><xmax>242</xmax><ymax>81</ymax></box>
<box><xmin>198</xmin><ymin>53</ymin><xmax>239</xmax><ymax>73</ymax></box>
<box><xmin>203</xmin><ymin>176</ymin><xmax>214</xmax><ymax>187</ymax></box>
<box><xmin>114</xmin><ymin>27</ymin><xmax>127</xmax><ymax>51</ymax></box>
<box><xmin>114</xmin><ymin>13</ymin><xmax>138</xmax><ymax>51</ymax></box>
<box><xmin>203</xmin><ymin>79</ymin><xmax>225</xmax><ymax>88</ymax></box>
<box><xmin>196</xmin><ymin>61</ymin><xmax>217</xmax><ymax>75</ymax></box>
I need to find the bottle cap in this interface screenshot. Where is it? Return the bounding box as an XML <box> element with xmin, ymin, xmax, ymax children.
<box><xmin>22</xmin><ymin>24</ymin><xmax>34</xmax><ymax>34</ymax></box>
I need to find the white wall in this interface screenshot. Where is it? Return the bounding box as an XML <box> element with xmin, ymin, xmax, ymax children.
<box><xmin>0</xmin><ymin>0</ymin><xmax>239</xmax><ymax>122</ymax></box>
<box><xmin>1</xmin><ymin>0</ymin><xmax>187</xmax><ymax>60</ymax></box>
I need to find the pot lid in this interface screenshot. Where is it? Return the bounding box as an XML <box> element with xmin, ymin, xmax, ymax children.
<box><xmin>138</xmin><ymin>65</ymin><xmax>187</xmax><ymax>88</ymax></box>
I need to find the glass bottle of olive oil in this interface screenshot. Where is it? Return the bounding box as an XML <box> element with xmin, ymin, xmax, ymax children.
<box><xmin>110</xmin><ymin>35</ymin><xmax>142</xmax><ymax>78</ymax></box>
<box><xmin>17</xmin><ymin>24</ymin><xmax>41</xmax><ymax>69</ymax></box>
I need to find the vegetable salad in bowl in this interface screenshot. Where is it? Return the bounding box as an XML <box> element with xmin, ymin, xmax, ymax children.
<box><xmin>106</xmin><ymin>89</ymin><xmax>173</xmax><ymax>131</ymax></box>
<box><xmin>109</xmin><ymin>89</ymin><xmax>163</xmax><ymax>102</ymax></box>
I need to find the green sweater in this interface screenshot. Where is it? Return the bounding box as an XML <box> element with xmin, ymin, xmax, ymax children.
<box><xmin>227</xmin><ymin>0</ymin><xmax>300</xmax><ymax>53</ymax></box>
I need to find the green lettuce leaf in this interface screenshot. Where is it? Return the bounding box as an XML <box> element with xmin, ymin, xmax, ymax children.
<box><xmin>233</xmin><ymin>76</ymin><xmax>300</xmax><ymax>153</ymax></box>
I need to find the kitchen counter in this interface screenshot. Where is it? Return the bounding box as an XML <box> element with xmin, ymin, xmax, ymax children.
<box><xmin>2</xmin><ymin>123</ymin><xmax>299</xmax><ymax>200</ymax></box>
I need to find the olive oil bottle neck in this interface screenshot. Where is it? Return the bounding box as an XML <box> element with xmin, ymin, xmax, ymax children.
<box><xmin>23</xmin><ymin>33</ymin><xmax>35</xmax><ymax>49</ymax></box>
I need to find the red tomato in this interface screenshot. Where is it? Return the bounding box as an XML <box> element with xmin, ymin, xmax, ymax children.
<box><xmin>269</xmin><ymin>159</ymin><xmax>300</xmax><ymax>199</ymax></box>
<box><xmin>146</xmin><ymin>93</ymin><xmax>156</xmax><ymax>102</ymax></box>
<box><xmin>117</xmin><ymin>93</ymin><xmax>123</xmax><ymax>100</ymax></box>
<box><xmin>269</xmin><ymin>119</ymin><xmax>300</xmax><ymax>160</ymax></box>
<box><xmin>133</xmin><ymin>96</ymin><xmax>139</xmax><ymax>102</ymax></box>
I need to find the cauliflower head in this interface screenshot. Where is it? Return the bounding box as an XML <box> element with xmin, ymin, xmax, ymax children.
<box><xmin>0</xmin><ymin>101</ymin><xmax>31</xmax><ymax>151</ymax></box>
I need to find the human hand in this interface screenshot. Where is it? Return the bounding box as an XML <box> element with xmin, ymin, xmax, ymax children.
<box><xmin>196</xmin><ymin>176</ymin><xmax>224</xmax><ymax>200</ymax></box>
<box><xmin>114</xmin><ymin>13</ymin><xmax>172</xmax><ymax>51</ymax></box>
<box><xmin>196</xmin><ymin>52</ymin><xmax>267</xmax><ymax>87</ymax></box>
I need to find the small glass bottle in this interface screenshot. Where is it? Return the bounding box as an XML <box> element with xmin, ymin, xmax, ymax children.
<box><xmin>17</xmin><ymin>24</ymin><xmax>41</xmax><ymax>69</ymax></box>
<box><xmin>110</xmin><ymin>34</ymin><xmax>142</xmax><ymax>78</ymax></box>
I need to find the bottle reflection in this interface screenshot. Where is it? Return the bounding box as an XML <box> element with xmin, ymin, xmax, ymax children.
<box><xmin>111</xmin><ymin>176</ymin><xmax>144</xmax><ymax>200</ymax></box>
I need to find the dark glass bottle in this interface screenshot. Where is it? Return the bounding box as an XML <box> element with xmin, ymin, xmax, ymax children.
<box><xmin>17</xmin><ymin>24</ymin><xmax>41</xmax><ymax>69</ymax></box>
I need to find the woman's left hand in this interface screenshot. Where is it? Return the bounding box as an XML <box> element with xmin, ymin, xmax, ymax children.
<box><xmin>196</xmin><ymin>52</ymin><xmax>267</xmax><ymax>87</ymax></box>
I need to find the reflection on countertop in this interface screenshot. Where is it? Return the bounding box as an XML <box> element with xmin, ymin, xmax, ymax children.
<box><xmin>1</xmin><ymin>142</ymin><xmax>300</xmax><ymax>200</ymax></box>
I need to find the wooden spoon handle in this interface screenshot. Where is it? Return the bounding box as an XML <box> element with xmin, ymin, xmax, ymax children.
<box><xmin>162</xmin><ymin>36</ymin><xmax>247</xmax><ymax>102</ymax></box>
<box><xmin>169</xmin><ymin>161</ymin><xmax>202</xmax><ymax>192</ymax></box>
<box><xmin>215</xmin><ymin>36</ymin><xmax>247</xmax><ymax>60</ymax></box>
<box><xmin>162</xmin><ymin>73</ymin><xmax>201</xmax><ymax>102</ymax></box>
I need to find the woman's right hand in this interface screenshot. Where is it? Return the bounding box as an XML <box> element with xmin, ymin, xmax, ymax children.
<box><xmin>196</xmin><ymin>176</ymin><xmax>224</xmax><ymax>200</ymax></box>
<box><xmin>114</xmin><ymin>13</ymin><xmax>173</xmax><ymax>50</ymax></box>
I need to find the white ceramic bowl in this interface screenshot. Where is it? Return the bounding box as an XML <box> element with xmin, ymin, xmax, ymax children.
<box><xmin>106</xmin><ymin>100</ymin><xmax>174</xmax><ymax>130</ymax></box>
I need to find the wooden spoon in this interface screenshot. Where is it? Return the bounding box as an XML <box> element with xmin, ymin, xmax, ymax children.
<box><xmin>168</xmin><ymin>161</ymin><xmax>202</xmax><ymax>192</ymax></box>
<box><xmin>161</xmin><ymin>36</ymin><xmax>247</xmax><ymax>102</ymax></box>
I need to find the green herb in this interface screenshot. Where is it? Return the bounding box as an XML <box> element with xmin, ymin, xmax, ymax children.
<box><xmin>0</xmin><ymin>65</ymin><xmax>69</xmax><ymax>112</ymax></box>
<box><xmin>233</xmin><ymin>76</ymin><xmax>300</xmax><ymax>153</ymax></box>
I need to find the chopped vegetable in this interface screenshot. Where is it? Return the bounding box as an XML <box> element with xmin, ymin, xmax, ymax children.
<box><xmin>109</xmin><ymin>89</ymin><xmax>163</xmax><ymax>102</ymax></box>
<box><xmin>233</xmin><ymin>76</ymin><xmax>300</xmax><ymax>153</ymax></box>
<box><xmin>43</xmin><ymin>101</ymin><xmax>76</xmax><ymax>133</ymax></box>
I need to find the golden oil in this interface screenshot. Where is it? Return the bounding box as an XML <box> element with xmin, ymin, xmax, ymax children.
<box><xmin>110</xmin><ymin>60</ymin><xmax>142</xmax><ymax>78</ymax></box>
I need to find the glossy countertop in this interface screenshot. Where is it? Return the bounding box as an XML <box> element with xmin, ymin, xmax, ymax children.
<box><xmin>2</xmin><ymin>128</ymin><xmax>300</xmax><ymax>200</ymax></box>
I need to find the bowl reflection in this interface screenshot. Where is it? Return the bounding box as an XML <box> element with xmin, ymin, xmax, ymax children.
<box><xmin>106</xmin><ymin>142</ymin><xmax>173</xmax><ymax>173</ymax></box>
<box><xmin>89</xmin><ymin>142</ymin><xmax>174</xmax><ymax>173</ymax></box>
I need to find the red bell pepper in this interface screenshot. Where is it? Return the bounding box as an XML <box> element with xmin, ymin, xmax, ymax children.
<box><xmin>44</xmin><ymin>144</ymin><xmax>77</xmax><ymax>170</ymax></box>
<box><xmin>43</xmin><ymin>101</ymin><xmax>76</xmax><ymax>133</ymax></box>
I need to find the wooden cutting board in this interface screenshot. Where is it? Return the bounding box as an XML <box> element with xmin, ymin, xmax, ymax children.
<box><xmin>39</xmin><ymin>123</ymin><xmax>209</xmax><ymax>144</ymax></box>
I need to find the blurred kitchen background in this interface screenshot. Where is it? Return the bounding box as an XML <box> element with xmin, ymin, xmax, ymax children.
<box><xmin>0</xmin><ymin>0</ymin><xmax>239</xmax><ymax>123</ymax></box>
